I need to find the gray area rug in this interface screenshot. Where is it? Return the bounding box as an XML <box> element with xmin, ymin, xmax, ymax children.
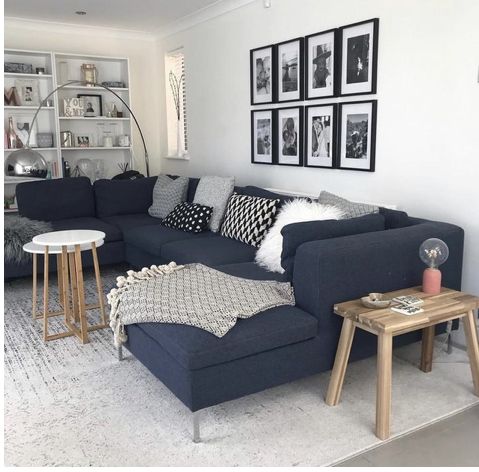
<box><xmin>4</xmin><ymin>265</ymin><xmax>479</xmax><ymax>466</ymax></box>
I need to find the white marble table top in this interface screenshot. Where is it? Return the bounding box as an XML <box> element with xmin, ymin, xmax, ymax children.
<box><xmin>32</xmin><ymin>230</ymin><xmax>106</xmax><ymax>247</ymax></box>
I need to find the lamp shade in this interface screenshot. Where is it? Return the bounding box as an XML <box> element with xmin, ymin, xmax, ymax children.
<box><xmin>5</xmin><ymin>148</ymin><xmax>48</xmax><ymax>178</ymax></box>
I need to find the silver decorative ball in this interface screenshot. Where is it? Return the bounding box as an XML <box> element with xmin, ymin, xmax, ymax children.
<box><xmin>5</xmin><ymin>148</ymin><xmax>48</xmax><ymax>178</ymax></box>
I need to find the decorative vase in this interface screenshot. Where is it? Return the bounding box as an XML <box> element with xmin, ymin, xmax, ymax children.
<box><xmin>422</xmin><ymin>268</ymin><xmax>441</xmax><ymax>294</ymax></box>
<box><xmin>176</xmin><ymin>120</ymin><xmax>182</xmax><ymax>157</ymax></box>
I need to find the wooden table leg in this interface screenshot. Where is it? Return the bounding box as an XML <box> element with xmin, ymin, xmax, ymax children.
<box><xmin>420</xmin><ymin>325</ymin><xmax>435</xmax><ymax>373</ymax></box>
<box><xmin>91</xmin><ymin>242</ymin><xmax>107</xmax><ymax>327</ymax></box>
<box><xmin>32</xmin><ymin>253</ymin><xmax>37</xmax><ymax>320</ymax></box>
<box><xmin>68</xmin><ymin>252</ymin><xmax>80</xmax><ymax>323</ymax></box>
<box><xmin>376</xmin><ymin>332</ymin><xmax>393</xmax><ymax>440</ymax></box>
<box><xmin>74</xmin><ymin>244</ymin><xmax>89</xmax><ymax>344</ymax></box>
<box><xmin>57</xmin><ymin>254</ymin><xmax>64</xmax><ymax>308</ymax></box>
<box><xmin>43</xmin><ymin>247</ymin><xmax>49</xmax><ymax>341</ymax></box>
<box><xmin>61</xmin><ymin>246</ymin><xmax>71</xmax><ymax>324</ymax></box>
<box><xmin>463</xmin><ymin>310</ymin><xmax>479</xmax><ymax>396</ymax></box>
<box><xmin>325</xmin><ymin>318</ymin><xmax>356</xmax><ymax>406</ymax></box>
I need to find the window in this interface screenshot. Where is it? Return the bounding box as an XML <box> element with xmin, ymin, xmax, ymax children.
<box><xmin>165</xmin><ymin>48</ymin><xmax>188</xmax><ymax>156</ymax></box>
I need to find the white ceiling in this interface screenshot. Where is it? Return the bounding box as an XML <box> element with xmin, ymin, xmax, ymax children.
<box><xmin>4</xmin><ymin>0</ymin><xmax>225</xmax><ymax>33</ymax></box>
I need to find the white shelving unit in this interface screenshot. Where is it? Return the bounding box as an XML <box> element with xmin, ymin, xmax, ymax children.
<box><xmin>4</xmin><ymin>48</ymin><xmax>133</xmax><ymax>213</ymax></box>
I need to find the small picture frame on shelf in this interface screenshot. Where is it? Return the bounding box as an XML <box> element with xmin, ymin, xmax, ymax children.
<box><xmin>14</xmin><ymin>78</ymin><xmax>40</xmax><ymax>106</ymax></box>
<box><xmin>338</xmin><ymin>100</ymin><xmax>377</xmax><ymax>172</ymax></box>
<box><xmin>13</xmin><ymin>115</ymin><xmax>37</xmax><ymax>147</ymax></box>
<box><xmin>78</xmin><ymin>94</ymin><xmax>102</xmax><ymax>117</ymax></box>
<box><xmin>250</xmin><ymin>44</ymin><xmax>275</xmax><ymax>105</ymax></box>
<box><xmin>305</xmin><ymin>29</ymin><xmax>337</xmax><ymax>99</ymax></box>
<box><xmin>275</xmin><ymin>106</ymin><xmax>303</xmax><ymax>166</ymax></box>
<box><xmin>76</xmin><ymin>135</ymin><xmax>92</xmax><ymax>148</ymax></box>
<box><xmin>304</xmin><ymin>103</ymin><xmax>337</xmax><ymax>168</ymax></box>
<box><xmin>251</xmin><ymin>109</ymin><xmax>274</xmax><ymax>164</ymax></box>
<box><xmin>276</xmin><ymin>38</ymin><xmax>304</xmax><ymax>102</ymax></box>
<box><xmin>338</xmin><ymin>18</ymin><xmax>379</xmax><ymax>96</ymax></box>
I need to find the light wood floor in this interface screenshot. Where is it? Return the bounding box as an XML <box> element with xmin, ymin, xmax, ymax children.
<box><xmin>338</xmin><ymin>404</ymin><xmax>479</xmax><ymax>467</ymax></box>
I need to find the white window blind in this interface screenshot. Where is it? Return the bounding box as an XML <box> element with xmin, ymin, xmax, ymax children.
<box><xmin>165</xmin><ymin>49</ymin><xmax>188</xmax><ymax>156</ymax></box>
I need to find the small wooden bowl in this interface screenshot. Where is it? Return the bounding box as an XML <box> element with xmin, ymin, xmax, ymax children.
<box><xmin>361</xmin><ymin>292</ymin><xmax>391</xmax><ymax>309</ymax></box>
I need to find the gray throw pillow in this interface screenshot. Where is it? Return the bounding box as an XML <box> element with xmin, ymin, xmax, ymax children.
<box><xmin>318</xmin><ymin>191</ymin><xmax>379</xmax><ymax>219</ymax></box>
<box><xmin>193</xmin><ymin>176</ymin><xmax>235</xmax><ymax>232</ymax></box>
<box><xmin>148</xmin><ymin>175</ymin><xmax>189</xmax><ymax>219</ymax></box>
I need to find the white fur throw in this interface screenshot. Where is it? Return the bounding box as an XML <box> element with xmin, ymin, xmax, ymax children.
<box><xmin>255</xmin><ymin>199</ymin><xmax>343</xmax><ymax>273</ymax></box>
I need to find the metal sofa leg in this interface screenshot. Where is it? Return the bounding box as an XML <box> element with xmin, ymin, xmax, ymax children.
<box><xmin>193</xmin><ymin>410</ymin><xmax>201</xmax><ymax>443</ymax></box>
<box><xmin>118</xmin><ymin>345</ymin><xmax>123</xmax><ymax>361</ymax></box>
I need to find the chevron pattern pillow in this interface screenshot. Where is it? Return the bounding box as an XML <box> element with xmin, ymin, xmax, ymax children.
<box><xmin>148</xmin><ymin>175</ymin><xmax>189</xmax><ymax>219</ymax></box>
<box><xmin>220</xmin><ymin>193</ymin><xmax>280</xmax><ymax>247</ymax></box>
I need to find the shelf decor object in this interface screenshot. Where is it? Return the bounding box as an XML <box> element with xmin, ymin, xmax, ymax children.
<box><xmin>419</xmin><ymin>238</ymin><xmax>449</xmax><ymax>295</ymax></box>
<box><xmin>5</xmin><ymin>80</ymin><xmax>150</xmax><ymax>177</ymax></box>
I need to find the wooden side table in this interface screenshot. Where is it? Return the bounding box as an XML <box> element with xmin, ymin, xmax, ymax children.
<box><xmin>325</xmin><ymin>287</ymin><xmax>479</xmax><ymax>440</ymax></box>
<box><xmin>31</xmin><ymin>230</ymin><xmax>108</xmax><ymax>344</ymax></box>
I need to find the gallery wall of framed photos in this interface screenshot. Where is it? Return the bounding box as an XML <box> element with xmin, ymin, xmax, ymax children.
<box><xmin>250</xmin><ymin>18</ymin><xmax>379</xmax><ymax>172</ymax></box>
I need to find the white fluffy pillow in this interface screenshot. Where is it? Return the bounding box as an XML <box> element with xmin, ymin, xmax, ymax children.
<box><xmin>255</xmin><ymin>199</ymin><xmax>343</xmax><ymax>273</ymax></box>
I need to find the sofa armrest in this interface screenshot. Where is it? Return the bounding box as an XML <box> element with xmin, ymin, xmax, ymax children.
<box><xmin>293</xmin><ymin>221</ymin><xmax>464</xmax><ymax>332</ymax></box>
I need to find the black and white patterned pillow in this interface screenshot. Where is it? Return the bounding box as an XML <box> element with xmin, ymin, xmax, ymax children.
<box><xmin>220</xmin><ymin>193</ymin><xmax>280</xmax><ymax>247</ymax></box>
<box><xmin>163</xmin><ymin>202</ymin><xmax>213</xmax><ymax>233</ymax></box>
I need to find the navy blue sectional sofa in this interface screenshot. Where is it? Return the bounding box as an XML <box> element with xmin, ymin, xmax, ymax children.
<box><xmin>10</xmin><ymin>176</ymin><xmax>464</xmax><ymax>430</ymax></box>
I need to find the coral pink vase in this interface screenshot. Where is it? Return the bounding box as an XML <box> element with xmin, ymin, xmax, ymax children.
<box><xmin>422</xmin><ymin>268</ymin><xmax>442</xmax><ymax>294</ymax></box>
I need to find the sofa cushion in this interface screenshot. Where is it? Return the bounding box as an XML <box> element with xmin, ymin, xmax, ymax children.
<box><xmin>124</xmin><ymin>224</ymin><xmax>215</xmax><ymax>257</ymax></box>
<box><xmin>51</xmin><ymin>217</ymin><xmax>122</xmax><ymax>242</ymax></box>
<box><xmin>94</xmin><ymin>177</ymin><xmax>158</xmax><ymax>217</ymax></box>
<box><xmin>238</xmin><ymin>186</ymin><xmax>292</xmax><ymax>207</ymax></box>
<box><xmin>281</xmin><ymin>213</ymin><xmax>386</xmax><ymax>279</ymax></box>
<box><xmin>135</xmin><ymin>305</ymin><xmax>318</xmax><ymax>370</ymax></box>
<box><xmin>215</xmin><ymin>262</ymin><xmax>289</xmax><ymax>282</ymax></box>
<box><xmin>318</xmin><ymin>190</ymin><xmax>379</xmax><ymax>219</ymax></box>
<box><xmin>379</xmin><ymin>207</ymin><xmax>411</xmax><ymax>229</ymax></box>
<box><xmin>101</xmin><ymin>214</ymin><xmax>161</xmax><ymax>236</ymax></box>
<box><xmin>220</xmin><ymin>193</ymin><xmax>280</xmax><ymax>247</ymax></box>
<box><xmin>161</xmin><ymin>235</ymin><xmax>256</xmax><ymax>266</ymax></box>
<box><xmin>149</xmin><ymin>175</ymin><xmax>189</xmax><ymax>219</ymax></box>
<box><xmin>193</xmin><ymin>176</ymin><xmax>235</xmax><ymax>232</ymax></box>
<box><xmin>163</xmin><ymin>202</ymin><xmax>213</xmax><ymax>233</ymax></box>
<box><xmin>16</xmin><ymin>177</ymin><xmax>95</xmax><ymax>221</ymax></box>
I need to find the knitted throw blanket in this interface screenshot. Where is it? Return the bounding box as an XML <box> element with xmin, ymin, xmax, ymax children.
<box><xmin>108</xmin><ymin>262</ymin><xmax>295</xmax><ymax>346</ymax></box>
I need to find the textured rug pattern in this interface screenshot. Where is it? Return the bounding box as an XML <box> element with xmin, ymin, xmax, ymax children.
<box><xmin>4</xmin><ymin>266</ymin><xmax>479</xmax><ymax>466</ymax></box>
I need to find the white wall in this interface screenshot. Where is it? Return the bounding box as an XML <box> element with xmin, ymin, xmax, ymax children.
<box><xmin>158</xmin><ymin>0</ymin><xmax>479</xmax><ymax>298</ymax></box>
<box><xmin>4</xmin><ymin>18</ymin><xmax>162</xmax><ymax>176</ymax></box>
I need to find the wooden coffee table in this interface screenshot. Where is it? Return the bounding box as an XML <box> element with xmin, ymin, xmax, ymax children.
<box><xmin>325</xmin><ymin>287</ymin><xmax>479</xmax><ymax>440</ymax></box>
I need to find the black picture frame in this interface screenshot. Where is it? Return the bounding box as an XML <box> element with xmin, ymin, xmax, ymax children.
<box><xmin>250</xmin><ymin>44</ymin><xmax>276</xmax><ymax>105</ymax></box>
<box><xmin>251</xmin><ymin>109</ymin><xmax>274</xmax><ymax>165</ymax></box>
<box><xmin>275</xmin><ymin>37</ymin><xmax>304</xmax><ymax>103</ymax></box>
<box><xmin>338</xmin><ymin>18</ymin><xmax>379</xmax><ymax>97</ymax></box>
<box><xmin>78</xmin><ymin>93</ymin><xmax>103</xmax><ymax>117</ymax></box>
<box><xmin>304</xmin><ymin>103</ymin><xmax>338</xmax><ymax>169</ymax></box>
<box><xmin>305</xmin><ymin>28</ymin><xmax>338</xmax><ymax>100</ymax></box>
<box><xmin>274</xmin><ymin>105</ymin><xmax>304</xmax><ymax>166</ymax></box>
<box><xmin>337</xmin><ymin>99</ymin><xmax>377</xmax><ymax>172</ymax></box>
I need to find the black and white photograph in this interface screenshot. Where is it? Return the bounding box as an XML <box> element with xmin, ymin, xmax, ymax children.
<box><xmin>305</xmin><ymin>29</ymin><xmax>337</xmax><ymax>99</ymax></box>
<box><xmin>78</xmin><ymin>94</ymin><xmax>102</xmax><ymax>117</ymax></box>
<box><xmin>275</xmin><ymin>106</ymin><xmax>303</xmax><ymax>166</ymax></box>
<box><xmin>250</xmin><ymin>45</ymin><xmax>274</xmax><ymax>105</ymax></box>
<box><xmin>14</xmin><ymin>78</ymin><xmax>40</xmax><ymax>106</ymax></box>
<box><xmin>339</xmin><ymin>18</ymin><xmax>379</xmax><ymax>96</ymax></box>
<box><xmin>76</xmin><ymin>135</ymin><xmax>91</xmax><ymax>147</ymax></box>
<box><xmin>276</xmin><ymin>38</ymin><xmax>304</xmax><ymax>102</ymax></box>
<box><xmin>338</xmin><ymin>100</ymin><xmax>377</xmax><ymax>171</ymax></box>
<box><xmin>251</xmin><ymin>109</ymin><xmax>273</xmax><ymax>164</ymax></box>
<box><xmin>13</xmin><ymin>115</ymin><xmax>37</xmax><ymax>147</ymax></box>
<box><xmin>305</xmin><ymin>104</ymin><xmax>337</xmax><ymax>168</ymax></box>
